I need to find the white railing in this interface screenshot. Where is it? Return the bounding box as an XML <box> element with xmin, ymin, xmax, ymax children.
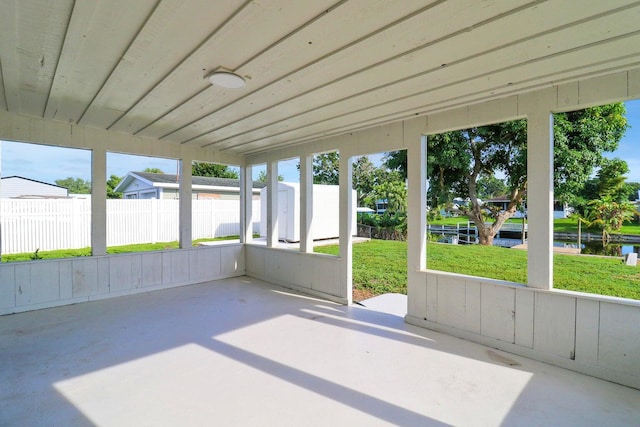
<box><xmin>0</xmin><ymin>199</ymin><xmax>261</xmax><ymax>254</ymax></box>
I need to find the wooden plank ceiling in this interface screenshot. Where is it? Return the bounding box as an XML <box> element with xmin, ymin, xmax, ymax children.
<box><xmin>1</xmin><ymin>0</ymin><xmax>640</xmax><ymax>155</ymax></box>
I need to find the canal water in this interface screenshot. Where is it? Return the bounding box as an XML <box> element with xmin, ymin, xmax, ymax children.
<box><xmin>555</xmin><ymin>240</ymin><xmax>640</xmax><ymax>256</ymax></box>
<box><xmin>430</xmin><ymin>224</ymin><xmax>640</xmax><ymax>256</ymax></box>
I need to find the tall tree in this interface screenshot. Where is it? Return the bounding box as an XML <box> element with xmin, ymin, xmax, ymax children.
<box><xmin>553</xmin><ymin>104</ymin><xmax>627</xmax><ymax>203</ymax></box>
<box><xmin>594</xmin><ymin>158</ymin><xmax>632</xmax><ymax>201</ymax></box>
<box><xmin>476</xmin><ymin>175</ymin><xmax>507</xmax><ymax>200</ymax></box>
<box><xmin>55</xmin><ymin>177</ymin><xmax>91</xmax><ymax>194</ymax></box>
<box><xmin>372</xmin><ymin>179</ymin><xmax>407</xmax><ymax>213</ymax></box>
<box><xmin>352</xmin><ymin>156</ymin><xmax>378</xmax><ymax>207</ymax></box>
<box><xmin>191</xmin><ymin>162</ymin><xmax>239</xmax><ymax>179</ymax></box>
<box><xmin>626</xmin><ymin>182</ymin><xmax>640</xmax><ymax>201</ymax></box>
<box><xmin>585</xmin><ymin>197</ymin><xmax>638</xmax><ymax>245</ymax></box>
<box><xmin>383</xmin><ymin>150</ymin><xmax>408</xmax><ymax>179</ymax></box>
<box><xmin>463</xmin><ymin>121</ymin><xmax>529</xmax><ymax>245</ymax></box>
<box><xmin>385</xmin><ymin>103</ymin><xmax>628</xmax><ymax>245</ymax></box>
<box><xmin>574</xmin><ymin>158</ymin><xmax>632</xmax><ymax>215</ymax></box>
<box><xmin>143</xmin><ymin>167</ymin><xmax>164</xmax><ymax>174</ymax></box>
<box><xmin>106</xmin><ymin>174</ymin><xmax>123</xmax><ymax>199</ymax></box>
<box><xmin>256</xmin><ymin>170</ymin><xmax>284</xmax><ymax>182</ymax></box>
<box><xmin>313</xmin><ymin>152</ymin><xmax>340</xmax><ymax>185</ymax></box>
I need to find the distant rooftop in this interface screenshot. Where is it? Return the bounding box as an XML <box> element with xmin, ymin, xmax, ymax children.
<box><xmin>130</xmin><ymin>172</ymin><xmax>266</xmax><ymax>188</ymax></box>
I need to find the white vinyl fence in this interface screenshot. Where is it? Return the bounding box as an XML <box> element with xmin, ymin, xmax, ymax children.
<box><xmin>0</xmin><ymin>199</ymin><xmax>260</xmax><ymax>254</ymax></box>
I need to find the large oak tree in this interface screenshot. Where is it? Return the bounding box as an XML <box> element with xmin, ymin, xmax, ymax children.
<box><xmin>385</xmin><ymin>103</ymin><xmax>628</xmax><ymax>245</ymax></box>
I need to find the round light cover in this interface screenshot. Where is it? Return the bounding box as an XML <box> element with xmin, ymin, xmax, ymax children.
<box><xmin>207</xmin><ymin>71</ymin><xmax>245</xmax><ymax>89</ymax></box>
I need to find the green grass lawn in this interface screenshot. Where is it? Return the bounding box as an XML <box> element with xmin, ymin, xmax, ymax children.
<box><xmin>429</xmin><ymin>215</ymin><xmax>640</xmax><ymax>235</ymax></box>
<box><xmin>1</xmin><ymin>236</ymin><xmax>243</xmax><ymax>262</ymax></box>
<box><xmin>553</xmin><ymin>217</ymin><xmax>640</xmax><ymax>234</ymax></box>
<box><xmin>315</xmin><ymin>240</ymin><xmax>640</xmax><ymax>300</ymax></box>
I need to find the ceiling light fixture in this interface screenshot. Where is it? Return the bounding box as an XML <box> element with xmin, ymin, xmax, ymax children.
<box><xmin>206</xmin><ymin>69</ymin><xmax>245</xmax><ymax>89</ymax></box>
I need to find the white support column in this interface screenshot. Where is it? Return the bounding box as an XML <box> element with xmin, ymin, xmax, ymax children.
<box><xmin>300</xmin><ymin>154</ymin><xmax>313</xmax><ymax>253</ymax></box>
<box><xmin>527</xmin><ymin>111</ymin><xmax>554</xmax><ymax>289</ymax></box>
<box><xmin>339</xmin><ymin>152</ymin><xmax>353</xmax><ymax>305</ymax></box>
<box><xmin>406</xmin><ymin>134</ymin><xmax>428</xmax><ymax>320</ymax></box>
<box><xmin>91</xmin><ymin>147</ymin><xmax>107</xmax><ymax>256</ymax></box>
<box><xmin>179</xmin><ymin>158</ymin><xmax>192</xmax><ymax>249</ymax></box>
<box><xmin>266</xmin><ymin>161</ymin><xmax>278</xmax><ymax>248</ymax></box>
<box><xmin>240</xmin><ymin>165</ymin><xmax>253</xmax><ymax>244</ymax></box>
<box><xmin>408</xmin><ymin>136</ymin><xmax>427</xmax><ymax>271</ymax></box>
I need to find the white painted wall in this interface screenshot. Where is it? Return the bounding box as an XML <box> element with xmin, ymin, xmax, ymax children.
<box><xmin>0</xmin><ymin>244</ymin><xmax>245</xmax><ymax>315</ymax></box>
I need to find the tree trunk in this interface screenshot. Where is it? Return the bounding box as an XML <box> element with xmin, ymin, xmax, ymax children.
<box><xmin>477</xmin><ymin>226</ymin><xmax>494</xmax><ymax>245</ymax></box>
<box><xmin>464</xmin><ymin>139</ymin><xmax>525</xmax><ymax>246</ymax></box>
<box><xmin>467</xmin><ymin>204</ymin><xmax>518</xmax><ymax>245</ymax></box>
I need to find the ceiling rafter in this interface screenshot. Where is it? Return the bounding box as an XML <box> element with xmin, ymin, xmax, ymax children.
<box><xmin>2</xmin><ymin>0</ymin><xmax>640</xmax><ymax>156</ymax></box>
<box><xmin>155</xmin><ymin>0</ymin><xmax>450</xmax><ymax>141</ymax></box>
<box><xmin>183</xmin><ymin>1</ymin><xmax>640</xmax><ymax>150</ymax></box>
<box><xmin>234</xmin><ymin>49</ymin><xmax>640</xmax><ymax>155</ymax></box>
<box><xmin>203</xmin><ymin>13</ymin><xmax>640</xmax><ymax>151</ymax></box>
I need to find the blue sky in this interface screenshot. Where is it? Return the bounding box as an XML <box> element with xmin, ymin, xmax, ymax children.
<box><xmin>1</xmin><ymin>100</ymin><xmax>639</xmax><ymax>184</ymax></box>
<box><xmin>604</xmin><ymin>99</ymin><xmax>640</xmax><ymax>176</ymax></box>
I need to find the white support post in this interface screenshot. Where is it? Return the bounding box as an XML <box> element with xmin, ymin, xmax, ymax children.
<box><xmin>339</xmin><ymin>152</ymin><xmax>353</xmax><ymax>305</ymax></box>
<box><xmin>179</xmin><ymin>158</ymin><xmax>193</xmax><ymax>249</ymax></box>
<box><xmin>240</xmin><ymin>165</ymin><xmax>253</xmax><ymax>243</ymax></box>
<box><xmin>266</xmin><ymin>161</ymin><xmax>278</xmax><ymax>248</ymax></box>
<box><xmin>408</xmin><ymin>136</ymin><xmax>427</xmax><ymax>271</ymax></box>
<box><xmin>300</xmin><ymin>154</ymin><xmax>313</xmax><ymax>253</ymax></box>
<box><xmin>91</xmin><ymin>147</ymin><xmax>107</xmax><ymax>256</ymax></box>
<box><xmin>527</xmin><ymin>111</ymin><xmax>554</xmax><ymax>289</ymax></box>
<box><xmin>406</xmin><ymin>134</ymin><xmax>428</xmax><ymax>320</ymax></box>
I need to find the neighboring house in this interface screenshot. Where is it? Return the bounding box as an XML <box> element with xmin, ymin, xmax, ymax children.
<box><xmin>114</xmin><ymin>171</ymin><xmax>265</xmax><ymax>200</ymax></box>
<box><xmin>485</xmin><ymin>196</ymin><xmax>571</xmax><ymax>219</ymax></box>
<box><xmin>0</xmin><ymin>176</ymin><xmax>68</xmax><ymax>199</ymax></box>
<box><xmin>374</xmin><ymin>199</ymin><xmax>388</xmax><ymax>214</ymax></box>
<box><xmin>485</xmin><ymin>196</ymin><xmax>527</xmax><ymax>218</ymax></box>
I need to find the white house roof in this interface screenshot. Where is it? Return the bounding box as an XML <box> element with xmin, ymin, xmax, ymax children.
<box><xmin>1</xmin><ymin>175</ymin><xmax>67</xmax><ymax>190</ymax></box>
<box><xmin>114</xmin><ymin>172</ymin><xmax>266</xmax><ymax>193</ymax></box>
<box><xmin>0</xmin><ymin>176</ymin><xmax>69</xmax><ymax>199</ymax></box>
<box><xmin>2</xmin><ymin>1</ymin><xmax>639</xmax><ymax>156</ymax></box>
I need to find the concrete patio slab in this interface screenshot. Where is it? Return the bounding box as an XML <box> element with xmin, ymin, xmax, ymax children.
<box><xmin>358</xmin><ymin>293</ymin><xmax>408</xmax><ymax>317</ymax></box>
<box><xmin>1</xmin><ymin>277</ymin><xmax>638</xmax><ymax>426</ymax></box>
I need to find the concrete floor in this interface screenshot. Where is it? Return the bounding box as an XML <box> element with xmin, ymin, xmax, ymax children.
<box><xmin>1</xmin><ymin>277</ymin><xmax>639</xmax><ymax>426</ymax></box>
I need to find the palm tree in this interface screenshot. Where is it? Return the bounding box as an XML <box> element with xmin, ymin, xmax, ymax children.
<box><xmin>584</xmin><ymin>197</ymin><xmax>638</xmax><ymax>246</ymax></box>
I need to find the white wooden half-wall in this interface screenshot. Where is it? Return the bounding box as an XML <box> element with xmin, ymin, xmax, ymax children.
<box><xmin>404</xmin><ymin>271</ymin><xmax>640</xmax><ymax>390</ymax></box>
<box><xmin>0</xmin><ymin>245</ymin><xmax>244</xmax><ymax>315</ymax></box>
<box><xmin>245</xmin><ymin>246</ymin><xmax>346</xmax><ymax>304</ymax></box>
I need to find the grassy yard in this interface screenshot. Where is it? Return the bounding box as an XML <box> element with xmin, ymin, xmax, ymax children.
<box><xmin>429</xmin><ymin>215</ymin><xmax>640</xmax><ymax>235</ymax></box>
<box><xmin>553</xmin><ymin>217</ymin><xmax>640</xmax><ymax>235</ymax></box>
<box><xmin>1</xmin><ymin>236</ymin><xmax>242</xmax><ymax>262</ymax></box>
<box><xmin>315</xmin><ymin>240</ymin><xmax>640</xmax><ymax>300</ymax></box>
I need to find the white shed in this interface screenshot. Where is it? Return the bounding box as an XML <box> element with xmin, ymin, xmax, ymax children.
<box><xmin>260</xmin><ymin>182</ymin><xmax>356</xmax><ymax>242</ymax></box>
